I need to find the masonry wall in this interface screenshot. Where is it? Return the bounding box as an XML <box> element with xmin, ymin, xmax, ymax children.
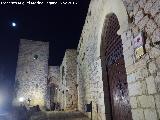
<box><xmin>46</xmin><ymin>66</ymin><xmax>60</xmax><ymax>109</ymax></box>
<box><xmin>121</xmin><ymin>0</ymin><xmax>160</xmax><ymax>120</ymax></box>
<box><xmin>14</xmin><ymin>39</ymin><xmax>49</xmax><ymax>108</ymax></box>
<box><xmin>77</xmin><ymin>0</ymin><xmax>160</xmax><ymax>120</ymax></box>
<box><xmin>59</xmin><ymin>49</ymin><xmax>78</xmax><ymax>111</ymax></box>
<box><xmin>77</xmin><ymin>1</ymin><xmax>108</xmax><ymax>120</ymax></box>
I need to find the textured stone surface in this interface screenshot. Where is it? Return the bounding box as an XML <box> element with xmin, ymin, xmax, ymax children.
<box><xmin>154</xmin><ymin>13</ymin><xmax>160</xmax><ymax>27</ymax></box>
<box><xmin>137</xmin><ymin>15</ymin><xmax>149</xmax><ymax>30</ymax></box>
<box><xmin>30</xmin><ymin>111</ymin><xmax>90</xmax><ymax>120</ymax></box>
<box><xmin>58</xmin><ymin>49</ymin><xmax>78</xmax><ymax>111</ymax></box>
<box><xmin>135</xmin><ymin>10</ymin><xmax>144</xmax><ymax>24</ymax></box>
<box><xmin>128</xmin><ymin>81</ymin><xmax>143</xmax><ymax>96</ymax></box>
<box><xmin>144</xmin><ymin>0</ymin><xmax>153</xmax><ymax>14</ymax></box>
<box><xmin>14</xmin><ymin>39</ymin><xmax>49</xmax><ymax>108</ymax></box>
<box><xmin>77</xmin><ymin>0</ymin><xmax>160</xmax><ymax>119</ymax></box>
<box><xmin>130</xmin><ymin>97</ymin><xmax>138</xmax><ymax>108</ymax></box>
<box><xmin>47</xmin><ymin>66</ymin><xmax>60</xmax><ymax>109</ymax></box>
<box><xmin>148</xmin><ymin>61</ymin><xmax>158</xmax><ymax>74</ymax></box>
<box><xmin>138</xmin><ymin>0</ymin><xmax>146</xmax><ymax>8</ymax></box>
<box><xmin>144</xmin><ymin>109</ymin><xmax>158</xmax><ymax>120</ymax></box>
<box><xmin>13</xmin><ymin>0</ymin><xmax>160</xmax><ymax>120</ymax></box>
<box><xmin>146</xmin><ymin>76</ymin><xmax>157</xmax><ymax>94</ymax></box>
<box><xmin>131</xmin><ymin>109</ymin><xmax>145</xmax><ymax>120</ymax></box>
<box><xmin>145</xmin><ymin>19</ymin><xmax>157</xmax><ymax>35</ymax></box>
<box><xmin>152</xmin><ymin>28</ymin><xmax>160</xmax><ymax>43</ymax></box>
<box><xmin>138</xmin><ymin>95</ymin><xmax>155</xmax><ymax>108</ymax></box>
<box><xmin>150</xmin><ymin>0</ymin><xmax>160</xmax><ymax>16</ymax></box>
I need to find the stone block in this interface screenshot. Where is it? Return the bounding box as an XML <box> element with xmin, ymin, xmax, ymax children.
<box><xmin>123</xmin><ymin>47</ymin><xmax>134</xmax><ymax>60</ymax></box>
<box><xmin>135</xmin><ymin>69</ymin><xmax>143</xmax><ymax>80</ymax></box>
<box><xmin>150</xmin><ymin>0</ymin><xmax>160</xmax><ymax>16</ymax></box>
<box><xmin>145</xmin><ymin>19</ymin><xmax>157</xmax><ymax>35</ymax></box>
<box><xmin>148</xmin><ymin>61</ymin><xmax>158</xmax><ymax>74</ymax></box>
<box><xmin>124</xmin><ymin>56</ymin><xmax>134</xmax><ymax>68</ymax></box>
<box><xmin>130</xmin><ymin>97</ymin><xmax>138</xmax><ymax>108</ymax></box>
<box><xmin>146</xmin><ymin>76</ymin><xmax>157</xmax><ymax>94</ymax></box>
<box><xmin>154</xmin><ymin>94</ymin><xmax>160</xmax><ymax>109</ymax></box>
<box><xmin>152</xmin><ymin>28</ymin><xmax>160</xmax><ymax>43</ymax></box>
<box><xmin>151</xmin><ymin>0</ymin><xmax>156</xmax><ymax>3</ymax></box>
<box><xmin>126</xmin><ymin>64</ymin><xmax>136</xmax><ymax>75</ymax></box>
<box><xmin>145</xmin><ymin>40</ymin><xmax>151</xmax><ymax>53</ymax></box>
<box><xmin>138</xmin><ymin>95</ymin><xmax>155</xmax><ymax>108</ymax></box>
<box><xmin>137</xmin><ymin>15</ymin><xmax>149</xmax><ymax>30</ymax></box>
<box><xmin>144</xmin><ymin>109</ymin><xmax>158</xmax><ymax>120</ymax></box>
<box><xmin>121</xmin><ymin>31</ymin><xmax>128</xmax><ymax>43</ymax></box>
<box><xmin>154</xmin><ymin>13</ymin><xmax>160</xmax><ymax>27</ymax></box>
<box><xmin>131</xmin><ymin>109</ymin><xmax>145</xmax><ymax>120</ymax></box>
<box><xmin>142</xmin><ymin>80</ymin><xmax>148</xmax><ymax>94</ymax></box>
<box><xmin>140</xmin><ymin>67</ymin><xmax>149</xmax><ymax>79</ymax></box>
<box><xmin>155</xmin><ymin>73</ymin><xmax>160</xmax><ymax>92</ymax></box>
<box><xmin>122</xmin><ymin>37</ymin><xmax>133</xmax><ymax>52</ymax></box>
<box><xmin>149</xmin><ymin>47</ymin><xmax>160</xmax><ymax>59</ymax></box>
<box><xmin>131</xmin><ymin>25</ymin><xmax>139</xmax><ymax>37</ymax></box>
<box><xmin>156</xmin><ymin>56</ymin><xmax>160</xmax><ymax>69</ymax></box>
<box><xmin>127</xmin><ymin>72</ymin><xmax>136</xmax><ymax>83</ymax></box>
<box><xmin>135</xmin><ymin>10</ymin><xmax>144</xmax><ymax>24</ymax></box>
<box><xmin>128</xmin><ymin>81</ymin><xmax>143</xmax><ymax>96</ymax></box>
<box><xmin>138</xmin><ymin>0</ymin><xmax>146</xmax><ymax>8</ymax></box>
<box><xmin>144</xmin><ymin>0</ymin><xmax>153</xmax><ymax>14</ymax></box>
<box><xmin>157</xmin><ymin>108</ymin><xmax>160</xmax><ymax>120</ymax></box>
<box><xmin>133</xmin><ymin>3</ymin><xmax>139</xmax><ymax>15</ymax></box>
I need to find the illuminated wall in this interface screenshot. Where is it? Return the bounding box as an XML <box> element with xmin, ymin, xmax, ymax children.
<box><xmin>14</xmin><ymin>39</ymin><xmax>49</xmax><ymax>108</ymax></box>
<box><xmin>58</xmin><ymin>49</ymin><xmax>78</xmax><ymax>111</ymax></box>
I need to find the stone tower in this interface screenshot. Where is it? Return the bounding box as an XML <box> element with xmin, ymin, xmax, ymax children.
<box><xmin>59</xmin><ymin>49</ymin><xmax>78</xmax><ymax>110</ymax></box>
<box><xmin>14</xmin><ymin>39</ymin><xmax>49</xmax><ymax>108</ymax></box>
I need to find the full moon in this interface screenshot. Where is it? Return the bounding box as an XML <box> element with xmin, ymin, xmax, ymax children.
<box><xmin>12</xmin><ymin>22</ymin><xmax>16</xmax><ymax>27</ymax></box>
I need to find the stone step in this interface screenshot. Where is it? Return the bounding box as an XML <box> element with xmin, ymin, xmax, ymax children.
<box><xmin>30</xmin><ymin>111</ymin><xmax>90</xmax><ymax>120</ymax></box>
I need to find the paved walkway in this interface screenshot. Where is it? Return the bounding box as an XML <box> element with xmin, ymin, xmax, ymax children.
<box><xmin>30</xmin><ymin>111</ymin><xmax>90</xmax><ymax>120</ymax></box>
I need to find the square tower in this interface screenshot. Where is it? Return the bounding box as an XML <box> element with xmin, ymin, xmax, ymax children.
<box><xmin>14</xmin><ymin>39</ymin><xmax>49</xmax><ymax>108</ymax></box>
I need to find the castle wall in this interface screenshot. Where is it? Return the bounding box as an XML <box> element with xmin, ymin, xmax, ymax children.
<box><xmin>59</xmin><ymin>49</ymin><xmax>78</xmax><ymax>110</ymax></box>
<box><xmin>46</xmin><ymin>66</ymin><xmax>60</xmax><ymax>109</ymax></box>
<box><xmin>14</xmin><ymin>39</ymin><xmax>49</xmax><ymax>108</ymax></box>
<box><xmin>122</xmin><ymin>1</ymin><xmax>160</xmax><ymax>120</ymax></box>
<box><xmin>77</xmin><ymin>0</ymin><xmax>160</xmax><ymax>120</ymax></box>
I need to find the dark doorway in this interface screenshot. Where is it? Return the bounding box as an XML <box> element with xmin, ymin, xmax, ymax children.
<box><xmin>101</xmin><ymin>13</ymin><xmax>132</xmax><ymax>120</ymax></box>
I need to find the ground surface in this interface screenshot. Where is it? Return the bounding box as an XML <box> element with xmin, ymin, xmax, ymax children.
<box><xmin>30</xmin><ymin>111</ymin><xmax>90</xmax><ymax>120</ymax></box>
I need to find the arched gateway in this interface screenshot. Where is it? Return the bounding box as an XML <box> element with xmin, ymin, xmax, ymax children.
<box><xmin>101</xmin><ymin>13</ymin><xmax>132</xmax><ymax>120</ymax></box>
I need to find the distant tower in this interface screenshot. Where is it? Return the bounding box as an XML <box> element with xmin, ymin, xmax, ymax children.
<box><xmin>13</xmin><ymin>39</ymin><xmax>49</xmax><ymax>108</ymax></box>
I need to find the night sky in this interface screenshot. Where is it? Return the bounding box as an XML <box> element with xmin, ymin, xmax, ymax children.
<box><xmin>0</xmin><ymin>1</ymin><xmax>90</xmax><ymax>110</ymax></box>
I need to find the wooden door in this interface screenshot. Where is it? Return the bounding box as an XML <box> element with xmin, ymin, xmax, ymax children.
<box><xmin>104</xmin><ymin>14</ymin><xmax>132</xmax><ymax>120</ymax></box>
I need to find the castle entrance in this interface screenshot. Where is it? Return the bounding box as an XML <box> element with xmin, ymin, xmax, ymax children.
<box><xmin>101</xmin><ymin>13</ymin><xmax>132</xmax><ymax>120</ymax></box>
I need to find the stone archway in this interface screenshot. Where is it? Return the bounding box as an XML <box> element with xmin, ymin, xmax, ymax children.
<box><xmin>101</xmin><ymin>13</ymin><xmax>132</xmax><ymax>120</ymax></box>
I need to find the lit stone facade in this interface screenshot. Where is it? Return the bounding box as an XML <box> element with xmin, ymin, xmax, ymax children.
<box><xmin>46</xmin><ymin>66</ymin><xmax>60</xmax><ymax>109</ymax></box>
<box><xmin>77</xmin><ymin>0</ymin><xmax>160</xmax><ymax>120</ymax></box>
<box><xmin>14</xmin><ymin>39</ymin><xmax>49</xmax><ymax>108</ymax></box>
<box><xmin>122</xmin><ymin>0</ymin><xmax>160</xmax><ymax>120</ymax></box>
<box><xmin>13</xmin><ymin>1</ymin><xmax>160</xmax><ymax>119</ymax></box>
<box><xmin>58</xmin><ymin>49</ymin><xmax>78</xmax><ymax>111</ymax></box>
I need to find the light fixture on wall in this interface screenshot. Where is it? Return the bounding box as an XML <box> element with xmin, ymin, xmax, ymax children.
<box><xmin>19</xmin><ymin>97</ymin><xmax>25</xmax><ymax>102</ymax></box>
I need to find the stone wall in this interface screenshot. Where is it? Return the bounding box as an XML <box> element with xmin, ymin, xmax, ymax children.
<box><xmin>46</xmin><ymin>66</ymin><xmax>60</xmax><ymax>109</ymax></box>
<box><xmin>121</xmin><ymin>0</ymin><xmax>160</xmax><ymax>120</ymax></box>
<box><xmin>58</xmin><ymin>49</ymin><xmax>78</xmax><ymax>111</ymax></box>
<box><xmin>14</xmin><ymin>39</ymin><xmax>49</xmax><ymax>108</ymax></box>
<box><xmin>77</xmin><ymin>0</ymin><xmax>109</xmax><ymax>119</ymax></box>
<box><xmin>77</xmin><ymin>0</ymin><xmax>160</xmax><ymax>120</ymax></box>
